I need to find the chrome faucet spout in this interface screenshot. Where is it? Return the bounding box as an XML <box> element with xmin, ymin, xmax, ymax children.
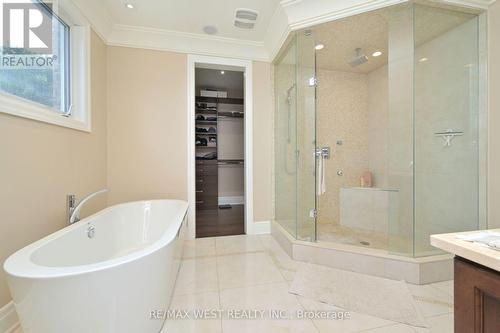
<box><xmin>68</xmin><ymin>189</ymin><xmax>108</xmax><ymax>225</ymax></box>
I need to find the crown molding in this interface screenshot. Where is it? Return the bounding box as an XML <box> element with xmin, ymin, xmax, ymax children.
<box><xmin>107</xmin><ymin>24</ymin><xmax>269</xmax><ymax>61</ymax></box>
<box><xmin>265</xmin><ymin>2</ymin><xmax>292</xmax><ymax>62</ymax></box>
<box><xmin>441</xmin><ymin>0</ymin><xmax>496</xmax><ymax>9</ymax></box>
<box><xmin>285</xmin><ymin>0</ymin><xmax>407</xmax><ymax>31</ymax></box>
<box><xmin>68</xmin><ymin>0</ymin><xmax>114</xmax><ymax>43</ymax></box>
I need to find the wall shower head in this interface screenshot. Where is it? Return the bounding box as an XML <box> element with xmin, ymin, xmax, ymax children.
<box><xmin>349</xmin><ymin>48</ymin><xmax>368</xmax><ymax>67</ymax></box>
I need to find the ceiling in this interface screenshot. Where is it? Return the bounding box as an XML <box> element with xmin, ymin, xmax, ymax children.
<box><xmin>70</xmin><ymin>0</ymin><xmax>489</xmax><ymax>62</ymax></box>
<box><xmin>313</xmin><ymin>4</ymin><xmax>476</xmax><ymax>74</ymax></box>
<box><xmin>313</xmin><ymin>8</ymin><xmax>389</xmax><ymax>74</ymax></box>
<box><xmin>100</xmin><ymin>0</ymin><xmax>281</xmax><ymax>41</ymax></box>
<box><xmin>195</xmin><ymin>68</ymin><xmax>244</xmax><ymax>92</ymax></box>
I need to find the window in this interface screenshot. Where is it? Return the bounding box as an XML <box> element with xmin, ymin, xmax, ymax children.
<box><xmin>0</xmin><ymin>1</ymin><xmax>90</xmax><ymax>131</ymax></box>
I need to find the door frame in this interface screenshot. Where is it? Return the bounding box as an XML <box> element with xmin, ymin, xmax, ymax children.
<box><xmin>186</xmin><ymin>55</ymin><xmax>254</xmax><ymax>239</ymax></box>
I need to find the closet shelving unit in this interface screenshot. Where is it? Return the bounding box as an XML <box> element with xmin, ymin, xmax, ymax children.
<box><xmin>195</xmin><ymin>94</ymin><xmax>244</xmax><ymax>216</ymax></box>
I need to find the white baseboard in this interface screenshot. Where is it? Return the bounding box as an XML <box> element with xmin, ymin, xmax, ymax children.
<box><xmin>218</xmin><ymin>196</ymin><xmax>244</xmax><ymax>205</ymax></box>
<box><xmin>0</xmin><ymin>302</ymin><xmax>19</xmax><ymax>333</ymax></box>
<box><xmin>247</xmin><ymin>220</ymin><xmax>271</xmax><ymax>235</ymax></box>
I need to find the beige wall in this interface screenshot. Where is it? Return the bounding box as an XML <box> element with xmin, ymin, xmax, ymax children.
<box><xmin>106</xmin><ymin>46</ymin><xmax>188</xmax><ymax>204</ymax></box>
<box><xmin>489</xmin><ymin>2</ymin><xmax>500</xmax><ymax>229</ymax></box>
<box><xmin>253</xmin><ymin>61</ymin><xmax>273</xmax><ymax>222</ymax></box>
<box><xmin>0</xmin><ymin>31</ymin><xmax>108</xmax><ymax>307</ymax></box>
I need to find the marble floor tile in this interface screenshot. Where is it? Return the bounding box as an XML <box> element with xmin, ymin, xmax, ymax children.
<box><xmin>220</xmin><ymin>283</ymin><xmax>318</xmax><ymax>333</ymax></box>
<box><xmin>428</xmin><ymin>280</ymin><xmax>453</xmax><ymax>297</ymax></box>
<box><xmin>358</xmin><ymin>323</ymin><xmax>427</xmax><ymax>332</ymax></box>
<box><xmin>407</xmin><ymin>284</ymin><xmax>453</xmax><ymax>318</ymax></box>
<box><xmin>297</xmin><ymin>296</ymin><xmax>398</xmax><ymax>333</ymax></box>
<box><xmin>162</xmin><ymin>291</ymin><xmax>221</xmax><ymax>333</ymax></box>
<box><xmin>215</xmin><ymin>234</ymin><xmax>265</xmax><ymax>255</ymax></box>
<box><xmin>221</xmin><ymin>318</ymin><xmax>319</xmax><ymax>333</ymax></box>
<box><xmin>174</xmin><ymin>257</ymin><xmax>219</xmax><ymax>295</ymax></box>
<box><xmin>183</xmin><ymin>237</ymin><xmax>217</xmax><ymax>259</ymax></box>
<box><xmin>216</xmin><ymin>252</ymin><xmax>284</xmax><ymax>290</ymax></box>
<box><xmin>257</xmin><ymin>235</ymin><xmax>303</xmax><ymax>281</ymax></box>
<box><xmin>426</xmin><ymin>313</ymin><xmax>453</xmax><ymax>333</ymax></box>
<box><xmin>290</xmin><ymin>263</ymin><xmax>427</xmax><ymax>327</ymax></box>
<box><xmin>220</xmin><ymin>282</ymin><xmax>302</xmax><ymax>311</ymax></box>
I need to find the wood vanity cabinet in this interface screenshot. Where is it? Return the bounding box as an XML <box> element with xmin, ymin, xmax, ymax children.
<box><xmin>454</xmin><ymin>256</ymin><xmax>500</xmax><ymax>333</ymax></box>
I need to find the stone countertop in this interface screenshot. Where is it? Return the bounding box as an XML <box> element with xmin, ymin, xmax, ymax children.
<box><xmin>431</xmin><ymin>229</ymin><xmax>500</xmax><ymax>272</ymax></box>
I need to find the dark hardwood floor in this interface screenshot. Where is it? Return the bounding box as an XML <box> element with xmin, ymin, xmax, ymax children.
<box><xmin>196</xmin><ymin>204</ymin><xmax>244</xmax><ymax>238</ymax></box>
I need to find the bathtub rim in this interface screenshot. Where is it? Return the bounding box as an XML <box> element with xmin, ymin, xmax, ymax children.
<box><xmin>3</xmin><ymin>199</ymin><xmax>188</xmax><ymax>279</ymax></box>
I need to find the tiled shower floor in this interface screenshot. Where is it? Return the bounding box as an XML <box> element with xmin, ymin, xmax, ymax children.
<box><xmin>317</xmin><ymin>223</ymin><xmax>390</xmax><ymax>250</ymax></box>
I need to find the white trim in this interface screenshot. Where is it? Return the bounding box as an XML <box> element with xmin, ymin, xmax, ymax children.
<box><xmin>218</xmin><ymin>196</ymin><xmax>245</xmax><ymax>205</ymax></box>
<box><xmin>441</xmin><ymin>0</ymin><xmax>496</xmax><ymax>9</ymax></box>
<box><xmin>187</xmin><ymin>55</ymin><xmax>254</xmax><ymax>239</ymax></box>
<box><xmin>0</xmin><ymin>302</ymin><xmax>19</xmax><ymax>333</ymax></box>
<box><xmin>108</xmin><ymin>24</ymin><xmax>269</xmax><ymax>61</ymax></box>
<box><xmin>0</xmin><ymin>92</ymin><xmax>89</xmax><ymax>131</ymax></box>
<box><xmin>0</xmin><ymin>0</ymin><xmax>91</xmax><ymax>132</ymax></box>
<box><xmin>249</xmin><ymin>221</ymin><xmax>271</xmax><ymax>235</ymax></box>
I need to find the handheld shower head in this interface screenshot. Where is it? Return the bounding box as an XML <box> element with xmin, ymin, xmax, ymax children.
<box><xmin>349</xmin><ymin>48</ymin><xmax>368</xmax><ymax>67</ymax></box>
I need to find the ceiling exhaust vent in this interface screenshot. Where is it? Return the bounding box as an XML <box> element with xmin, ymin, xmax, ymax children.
<box><xmin>234</xmin><ymin>8</ymin><xmax>258</xmax><ymax>29</ymax></box>
<box><xmin>234</xmin><ymin>20</ymin><xmax>255</xmax><ymax>29</ymax></box>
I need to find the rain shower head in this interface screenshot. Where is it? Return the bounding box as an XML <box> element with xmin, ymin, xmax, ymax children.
<box><xmin>349</xmin><ymin>48</ymin><xmax>368</xmax><ymax>67</ymax></box>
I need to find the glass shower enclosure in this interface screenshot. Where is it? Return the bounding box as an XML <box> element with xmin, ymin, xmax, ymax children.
<box><xmin>274</xmin><ymin>2</ymin><xmax>484</xmax><ymax>257</ymax></box>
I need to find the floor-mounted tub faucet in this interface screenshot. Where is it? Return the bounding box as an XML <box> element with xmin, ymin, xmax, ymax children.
<box><xmin>67</xmin><ymin>189</ymin><xmax>108</xmax><ymax>224</ymax></box>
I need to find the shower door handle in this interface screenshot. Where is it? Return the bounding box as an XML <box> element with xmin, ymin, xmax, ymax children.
<box><xmin>316</xmin><ymin>147</ymin><xmax>330</xmax><ymax>196</ymax></box>
<box><xmin>315</xmin><ymin>147</ymin><xmax>330</xmax><ymax>159</ymax></box>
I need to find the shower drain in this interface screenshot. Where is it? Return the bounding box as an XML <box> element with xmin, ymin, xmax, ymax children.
<box><xmin>360</xmin><ymin>241</ymin><xmax>370</xmax><ymax>246</ymax></box>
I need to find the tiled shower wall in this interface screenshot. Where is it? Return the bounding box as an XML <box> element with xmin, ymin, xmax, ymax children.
<box><xmin>317</xmin><ymin>68</ymin><xmax>388</xmax><ymax>225</ymax></box>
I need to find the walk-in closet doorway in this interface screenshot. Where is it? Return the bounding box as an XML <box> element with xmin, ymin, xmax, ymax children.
<box><xmin>187</xmin><ymin>55</ymin><xmax>254</xmax><ymax>239</ymax></box>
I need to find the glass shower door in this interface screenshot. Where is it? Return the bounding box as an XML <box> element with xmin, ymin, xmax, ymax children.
<box><xmin>296</xmin><ymin>30</ymin><xmax>317</xmax><ymax>241</ymax></box>
<box><xmin>274</xmin><ymin>38</ymin><xmax>298</xmax><ymax>238</ymax></box>
<box><xmin>274</xmin><ymin>31</ymin><xmax>317</xmax><ymax>242</ymax></box>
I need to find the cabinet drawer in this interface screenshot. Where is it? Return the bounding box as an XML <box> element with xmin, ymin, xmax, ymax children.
<box><xmin>196</xmin><ymin>194</ymin><xmax>218</xmax><ymax>209</ymax></box>
<box><xmin>196</xmin><ymin>175</ymin><xmax>217</xmax><ymax>195</ymax></box>
<box><xmin>196</xmin><ymin>164</ymin><xmax>217</xmax><ymax>176</ymax></box>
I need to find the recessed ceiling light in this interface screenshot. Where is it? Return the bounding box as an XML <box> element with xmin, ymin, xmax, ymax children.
<box><xmin>203</xmin><ymin>25</ymin><xmax>218</xmax><ymax>35</ymax></box>
<box><xmin>125</xmin><ymin>3</ymin><xmax>134</xmax><ymax>9</ymax></box>
<box><xmin>220</xmin><ymin>71</ymin><xmax>225</xmax><ymax>75</ymax></box>
<box><xmin>315</xmin><ymin>44</ymin><xmax>324</xmax><ymax>50</ymax></box>
<box><xmin>372</xmin><ymin>51</ymin><xmax>382</xmax><ymax>57</ymax></box>
<box><xmin>419</xmin><ymin>57</ymin><xmax>429</xmax><ymax>63</ymax></box>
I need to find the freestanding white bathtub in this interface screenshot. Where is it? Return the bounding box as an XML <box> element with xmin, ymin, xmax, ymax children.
<box><xmin>3</xmin><ymin>200</ymin><xmax>188</xmax><ymax>333</ymax></box>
